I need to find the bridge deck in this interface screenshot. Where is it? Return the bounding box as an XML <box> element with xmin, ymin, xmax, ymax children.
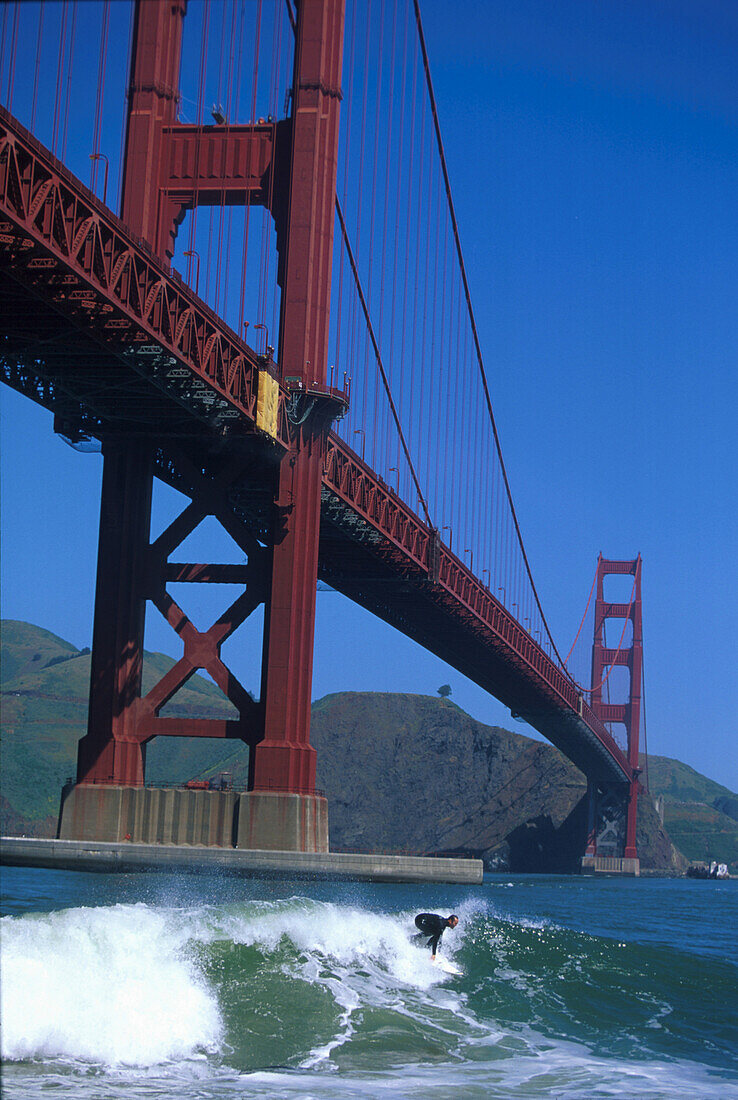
<box><xmin>0</xmin><ymin>105</ymin><xmax>632</xmax><ymax>788</ymax></box>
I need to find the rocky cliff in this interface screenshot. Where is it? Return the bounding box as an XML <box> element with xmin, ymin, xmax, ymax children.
<box><xmin>311</xmin><ymin>692</ymin><xmax>682</xmax><ymax>872</ymax></box>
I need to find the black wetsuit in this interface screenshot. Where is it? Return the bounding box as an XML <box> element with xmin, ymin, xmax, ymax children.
<box><xmin>414</xmin><ymin>912</ymin><xmax>449</xmax><ymax>955</ymax></box>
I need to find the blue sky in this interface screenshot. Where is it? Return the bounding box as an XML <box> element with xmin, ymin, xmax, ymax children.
<box><xmin>1</xmin><ymin>0</ymin><xmax>736</xmax><ymax>791</ymax></box>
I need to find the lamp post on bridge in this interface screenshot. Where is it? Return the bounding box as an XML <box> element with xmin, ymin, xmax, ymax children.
<box><xmin>183</xmin><ymin>250</ymin><xmax>200</xmax><ymax>296</ymax></box>
<box><xmin>254</xmin><ymin>323</ymin><xmax>270</xmax><ymax>356</ymax></box>
<box><xmin>353</xmin><ymin>428</ymin><xmax>366</xmax><ymax>462</ymax></box>
<box><xmin>89</xmin><ymin>152</ymin><xmax>109</xmax><ymax>205</ymax></box>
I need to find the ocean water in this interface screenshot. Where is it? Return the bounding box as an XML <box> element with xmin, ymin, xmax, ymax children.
<box><xmin>1</xmin><ymin>868</ymin><xmax>736</xmax><ymax>1099</ymax></box>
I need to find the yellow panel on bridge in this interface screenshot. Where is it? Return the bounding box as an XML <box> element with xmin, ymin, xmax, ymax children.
<box><xmin>256</xmin><ymin>370</ymin><xmax>279</xmax><ymax>439</ymax></box>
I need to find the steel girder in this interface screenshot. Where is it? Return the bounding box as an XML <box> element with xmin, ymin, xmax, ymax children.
<box><xmin>0</xmin><ymin>99</ymin><xmax>634</xmax><ymax>789</ymax></box>
<box><xmin>0</xmin><ymin>105</ymin><xmax>285</xmax><ymax>443</ymax></box>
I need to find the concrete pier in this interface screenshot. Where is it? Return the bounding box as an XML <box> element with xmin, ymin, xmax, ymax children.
<box><xmin>45</xmin><ymin>783</ymin><xmax>482</xmax><ymax>883</ymax></box>
<box><xmin>1</xmin><ymin>836</ymin><xmax>484</xmax><ymax>885</ymax></box>
<box><xmin>581</xmin><ymin>855</ymin><xmax>640</xmax><ymax>876</ymax></box>
<box><xmin>58</xmin><ymin>784</ymin><xmax>329</xmax><ymax>852</ymax></box>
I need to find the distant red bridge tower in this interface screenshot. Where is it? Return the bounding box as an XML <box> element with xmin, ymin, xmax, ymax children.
<box><xmin>583</xmin><ymin>555</ymin><xmax>643</xmax><ymax>872</ymax></box>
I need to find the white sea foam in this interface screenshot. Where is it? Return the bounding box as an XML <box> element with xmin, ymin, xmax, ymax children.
<box><xmin>207</xmin><ymin>897</ymin><xmax>482</xmax><ymax>1068</ymax></box>
<box><xmin>1</xmin><ymin>904</ymin><xmax>222</xmax><ymax>1066</ymax></box>
<box><xmin>217</xmin><ymin>897</ymin><xmax>462</xmax><ymax>987</ymax></box>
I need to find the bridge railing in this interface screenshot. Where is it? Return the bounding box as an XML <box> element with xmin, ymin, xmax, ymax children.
<box><xmin>323</xmin><ymin>431</ymin><xmax>632</xmax><ymax>781</ymax></box>
<box><xmin>0</xmin><ymin>105</ymin><xmax>273</xmax><ymax>440</ymax></box>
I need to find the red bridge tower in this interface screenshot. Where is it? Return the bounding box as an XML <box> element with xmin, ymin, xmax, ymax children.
<box><xmin>60</xmin><ymin>0</ymin><xmax>346</xmax><ymax>850</ymax></box>
<box><xmin>583</xmin><ymin>555</ymin><xmax>643</xmax><ymax>872</ymax></box>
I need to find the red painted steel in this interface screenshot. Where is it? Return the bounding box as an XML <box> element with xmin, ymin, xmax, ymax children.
<box><xmin>121</xmin><ymin>0</ymin><xmax>187</xmax><ymax>259</ymax></box>
<box><xmin>0</xmin><ymin>105</ymin><xmax>274</xmax><ymax>437</ymax></box>
<box><xmin>0</xmin><ymin>105</ymin><xmax>634</xmax><ymax>786</ymax></box>
<box><xmin>588</xmin><ymin>555</ymin><xmax>643</xmax><ymax>858</ymax></box>
<box><xmin>82</xmin><ymin>0</ymin><xmax>195</xmax><ymax>785</ymax></box>
<box><xmin>0</xmin><ymin>101</ymin><xmax>634</xmax><ymax>785</ymax></box>
<box><xmin>77</xmin><ymin>441</ymin><xmax>152</xmax><ymax>786</ymax></box>
<box><xmin>0</xmin><ymin>4</ymin><xmax>640</xmax><ymax>798</ymax></box>
<box><xmin>74</xmin><ymin>0</ymin><xmax>290</xmax><ymax>787</ymax></box>
<box><xmin>254</xmin><ymin>0</ymin><xmax>346</xmax><ymax>794</ymax></box>
<box><xmin>161</xmin><ymin>123</ymin><xmax>278</xmax><ymax>215</ymax></box>
<box><xmin>321</xmin><ymin>435</ymin><xmax>632</xmax><ymax>783</ymax></box>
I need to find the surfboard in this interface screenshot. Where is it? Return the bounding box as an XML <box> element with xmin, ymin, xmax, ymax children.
<box><xmin>432</xmin><ymin>956</ymin><xmax>462</xmax><ymax>976</ymax></box>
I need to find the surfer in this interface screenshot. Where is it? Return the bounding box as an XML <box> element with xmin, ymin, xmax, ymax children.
<box><xmin>413</xmin><ymin>912</ymin><xmax>459</xmax><ymax>959</ymax></box>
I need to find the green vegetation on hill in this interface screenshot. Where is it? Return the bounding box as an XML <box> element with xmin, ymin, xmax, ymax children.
<box><xmin>661</xmin><ymin>802</ymin><xmax>738</xmax><ymax>866</ymax></box>
<box><xmin>714</xmin><ymin>795</ymin><xmax>738</xmax><ymax>823</ymax></box>
<box><xmin>1</xmin><ymin>621</ymin><xmax>81</xmax><ymax>682</ymax></box>
<box><xmin>1</xmin><ymin>620</ymin><xmax>245</xmax><ymax>832</ymax></box>
<box><xmin>641</xmin><ymin>754</ymin><xmax>734</xmax><ymax>807</ymax></box>
<box><xmin>638</xmin><ymin>754</ymin><xmax>738</xmax><ymax>866</ymax></box>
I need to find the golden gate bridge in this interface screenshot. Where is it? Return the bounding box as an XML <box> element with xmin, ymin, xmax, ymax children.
<box><xmin>0</xmin><ymin>0</ymin><xmax>644</xmax><ymax>871</ymax></box>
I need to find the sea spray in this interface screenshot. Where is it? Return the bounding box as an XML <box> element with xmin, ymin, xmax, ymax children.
<box><xmin>1</xmin><ymin>903</ymin><xmax>222</xmax><ymax>1065</ymax></box>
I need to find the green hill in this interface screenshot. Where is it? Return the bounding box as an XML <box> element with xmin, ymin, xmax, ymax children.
<box><xmin>0</xmin><ymin>621</ymin><xmax>80</xmax><ymax>682</ymax></box>
<box><xmin>641</xmin><ymin>753</ymin><xmax>734</xmax><ymax>807</ymax></box>
<box><xmin>659</xmin><ymin>801</ymin><xmax>738</xmax><ymax>867</ymax></box>
<box><xmin>1</xmin><ymin>620</ymin><xmax>246</xmax><ymax>832</ymax></box>
<box><xmin>637</xmin><ymin>753</ymin><xmax>738</xmax><ymax>866</ymax></box>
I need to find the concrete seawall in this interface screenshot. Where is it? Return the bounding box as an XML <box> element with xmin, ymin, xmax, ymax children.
<box><xmin>1</xmin><ymin>836</ymin><xmax>484</xmax><ymax>885</ymax></box>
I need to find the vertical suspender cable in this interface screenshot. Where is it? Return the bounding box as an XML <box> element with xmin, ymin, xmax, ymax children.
<box><xmin>0</xmin><ymin>6</ymin><xmax>7</xmax><ymax>96</ymax></box>
<box><xmin>398</xmin><ymin>9</ymin><xmax>418</xmax><ymax>493</ymax></box>
<box><xmin>641</xmin><ymin>650</ymin><xmax>649</xmax><ymax>791</ymax></box>
<box><xmin>52</xmin><ymin>4</ymin><xmax>68</xmax><ymax>155</ymax></box>
<box><xmin>366</xmin><ymin>0</ymin><xmax>385</xmax><ymax>468</ymax></box>
<box><xmin>5</xmin><ymin>1</ymin><xmax>19</xmax><ymax>111</ymax></box>
<box><xmin>91</xmin><ymin>1</ymin><xmax>111</xmax><ymax>195</ymax></box>
<box><xmin>31</xmin><ymin>2</ymin><xmax>45</xmax><ymax>135</ymax></box>
<box><xmin>335</xmin><ymin>197</ymin><xmax>432</xmax><ymax>528</ymax></box>
<box><xmin>408</xmin><ymin>65</ymin><xmax>426</xmax><ymax>475</ymax></box>
<box><xmin>238</xmin><ymin>0</ymin><xmax>262</xmax><ymax>332</ymax></box>
<box><xmin>189</xmin><ymin>0</ymin><xmax>212</xmax><ymax>278</ymax></box>
<box><xmin>412</xmin><ymin>0</ymin><xmax>572</xmax><ymax>675</ymax></box>
<box><xmin>60</xmin><ymin>1</ymin><xmax>77</xmax><ymax>164</ymax></box>
<box><xmin>376</xmin><ymin>0</ymin><xmax>397</xmax><ymax>473</ymax></box>
<box><xmin>333</xmin><ymin>0</ymin><xmax>357</xmax><ymax>397</ymax></box>
<box><xmin>385</xmin><ymin>0</ymin><xmax>409</xmax><ymax>478</ymax></box>
<box><xmin>117</xmin><ymin>2</ymin><xmax>135</xmax><ymax>214</ymax></box>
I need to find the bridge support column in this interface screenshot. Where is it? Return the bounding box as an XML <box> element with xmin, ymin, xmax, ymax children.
<box><xmin>584</xmin><ymin>779</ymin><xmax>597</xmax><ymax>858</ymax></box>
<box><xmin>581</xmin><ymin>781</ymin><xmax>641</xmax><ymax>875</ymax></box>
<box><xmin>253</xmin><ymin>434</ymin><xmax>325</xmax><ymax>796</ymax></box>
<box><xmin>76</xmin><ymin>440</ymin><xmax>153</xmax><ymax>786</ymax></box>
<box><xmin>61</xmin><ymin>0</ymin><xmax>344</xmax><ymax>854</ymax></box>
<box><xmin>246</xmin><ymin>0</ymin><xmax>344</xmax><ymax>854</ymax></box>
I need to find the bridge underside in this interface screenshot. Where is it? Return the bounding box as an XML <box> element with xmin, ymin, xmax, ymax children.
<box><xmin>1</xmin><ymin>263</ymin><xmax>629</xmax><ymax>792</ymax></box>
<box><xmin>0</xmin><ymin>102</ymin><xmax>632</xmax><ymax>803</ymax></box>
<box><xmin>316</xmin><ymin>508</ymin><xmax>627</xmax><ymax>786</ymax></box>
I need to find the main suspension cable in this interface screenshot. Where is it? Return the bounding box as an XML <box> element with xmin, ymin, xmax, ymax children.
<box><xmin>335</xmin><ymin>195</ymin><xmax>432</xmax><ymax>528</ymax></box>
<box><xmin>411</xmin><ymin>0</ymin><xmax>573</xmax><ymax>676</ymax></box>
<box><xmin>562</xmin><ymin>558</ymin><xmax>599</xmax><ymax>667</ymax></box>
